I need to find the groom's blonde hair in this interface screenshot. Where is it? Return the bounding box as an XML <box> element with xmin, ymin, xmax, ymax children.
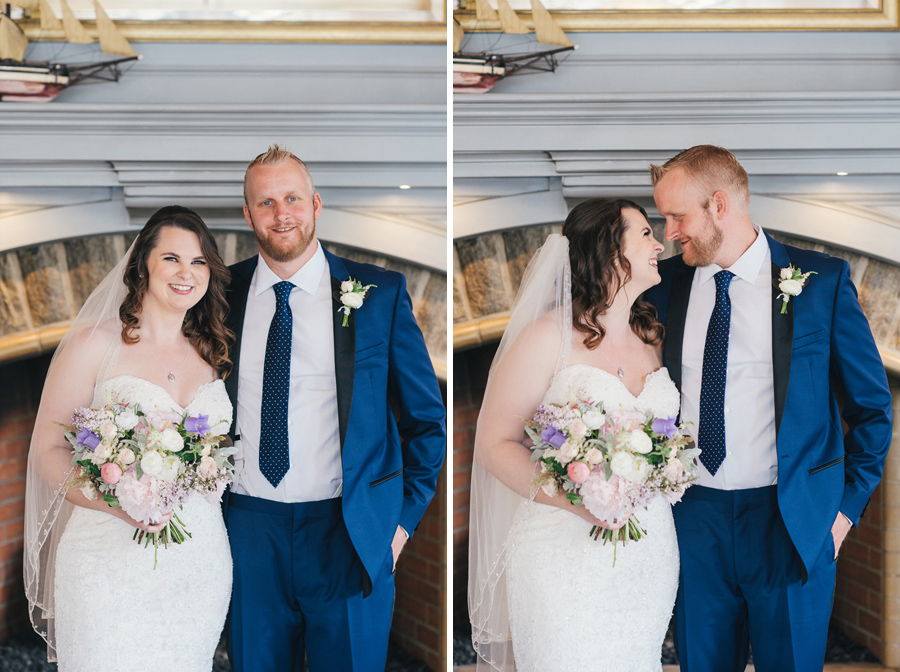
<box><xmin>650</xmin><ymin>145</ymin><xmax>750</xmax><ymax>209</ymax></box>
<box><xmin>243</xmin><ymin>144</ymin><xmax>315</xmax><ymax>203</ymax></box>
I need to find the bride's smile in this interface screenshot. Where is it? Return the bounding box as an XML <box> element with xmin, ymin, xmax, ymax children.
<box><xmin>144</xmin><ymin>226</ymin><xmax>211</xmax><ymax>314</ymax></box>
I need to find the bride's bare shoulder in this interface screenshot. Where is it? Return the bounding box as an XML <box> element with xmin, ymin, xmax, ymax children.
<box><xmin>58</xmin><ymin>320</ymin><xmax>121</xmax><ymax>366</ymax></box>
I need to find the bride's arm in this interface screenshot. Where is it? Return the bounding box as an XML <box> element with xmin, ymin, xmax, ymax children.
<box><xmin>474</xmin><ymin>321</ymin><xmax>622</xmax><ymax>529</ymax></box>
<box><xmin>29</xmin><ymin>328</ymin><xmax>171</xmax><ymax>534</ymax></box>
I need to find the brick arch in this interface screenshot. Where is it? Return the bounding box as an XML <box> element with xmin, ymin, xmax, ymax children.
<box><xmin>0</xmin><ymin>231</ymin><xmax>447</xmax><ymax>379</ymax></box>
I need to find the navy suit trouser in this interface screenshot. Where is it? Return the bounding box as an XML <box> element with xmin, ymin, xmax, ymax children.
<box><xmin>225</xmin><ymin>491</ymin><xmax>394</xmax><ymax>672</ymax></box>
<box><xmin>673</xmin><ymin>485</ymin><xmax>836</xmax><ymax>672</ymax></box>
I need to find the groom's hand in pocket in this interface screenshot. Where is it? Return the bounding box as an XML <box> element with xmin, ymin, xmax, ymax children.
<box><xmin>831</xmin><ymin>512</ymin><xmax>852</xmax><ymax>560</ymax></box>
<box><xmin>391</xmin><ymin>525</ymin><xmax>409</xmax><ymax>573</ymax></box>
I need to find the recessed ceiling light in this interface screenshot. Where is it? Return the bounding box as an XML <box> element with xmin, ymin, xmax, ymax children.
<box><xmin>399</xmin><ymin>184</ymin><xmax>412</xmax><ymax>189</ymax></box>
<box><xmin>836</xmin><ymin>172</ymin><xmax>849</xmax><ymax>176</ymax></box>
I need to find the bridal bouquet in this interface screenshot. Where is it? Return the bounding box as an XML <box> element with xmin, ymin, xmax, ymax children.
<box><xmin>523</xmin><ymin>392</ymin><xmax>699</xmax><ymax>563</ymax></box>
<box><xmin>60</xmin><ymin>398</ymin><xmax>236</xmax><ymax>568</ymax></box>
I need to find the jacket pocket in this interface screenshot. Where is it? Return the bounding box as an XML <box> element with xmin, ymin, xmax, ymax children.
<box><xmin>793</xmin><ymin>329</ymin><xmax>826</xmax><ymax>351</ymax></box>
<box><xmin>370</xmin><ymin>468</ymin><xmax>403</xmax><ymax>487</ymax></box>
<box><xmin>355</xmin><ymin>341</ymin><xmax>386</xmax><ymax>363</ymax></box>
<box><xmin>809</xmin><ymin>455</ymin><xmax>844</xmax><ymax>475</ymax></box>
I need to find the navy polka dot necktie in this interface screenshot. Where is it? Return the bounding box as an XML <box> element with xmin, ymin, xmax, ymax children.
<box><xmin>259</xmin><ymin>280</ymin><xmax>293</xmax><ymax>488</ymax></box>
<box><xmin>698</xmin><ymin>270</ymin><xmax>734</xmax><ymax>476</ymax></box>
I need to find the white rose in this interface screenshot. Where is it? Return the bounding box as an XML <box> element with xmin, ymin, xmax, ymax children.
<box><xmin>80</xmin><ymin>483</ymin><xmax>98</xmax><ymax>501</ymax></box>
<box><xmin>625</xmin><ymin>430</ymin><xmax>653</xmax><ymax>455</ymax></box>
<box><xmin>541</xmin><ymin>481</ymin><xmax>559</xmax><ymax>498</ymax></box>
<box><xmin>585</xmin><ymin>448</ymin><xmax>604</xmax><ymax>465</ymax></box>
<box><xmin>581</xmin><ymin>410</ymin><xmax>606</xmax><ymax>431</ymax></box>
<box><xmin>609</xmin><ymin>451</ymin><xmax>635</xmax><ymax>480</ymax></box>
<box><xmin>198</xmin><ymin>456</ymin><xmax>218</xmax><ymax>479</ymax></box>
<box><xmin>115</xmin><ymin>411</ymin><xmax>139</xmax><ymax>431</ymax></box>
<box><xmin>140</xmin><ymin>450</ymin><xmax>164</xmax><ymax>476</ymax></box>
<box><xmin>158</xmin><ymin>455</ymin><xmax>181</xmax><ymax>483</ymax></box>
<box><xmin>632</xmin><ymin>455</ymin><xmax>651</xmax><ymax>483</ymax></box>
<box><xmin>340</xmin><ymin>292</ymin><xmax>364</xmax><ymax>309</ymax></box>
<box><xmin>91</xmin><ymin>443</ymin><xmax>112</xmax><ymax>464</ymax></box>
<box><xmin>779</xmin><ymin>278</ymin><xmax>803</xmax><ymax>296</ymax></box>
<box><xmin>100</xmin><ymin>421</ymin><xmax>118</xmax><ymax>441</ymax></box>
<box><xmin>160</xmin><ymin>428</ymin><xmax>184</xmax><ymax>453</ymax></box>
<box><xmin>118</xmin><ymin>448</ymin><xmax>136</xmax><ymax>466</ymax></box>
<box><xmin>341</xmin><ymin>280</ymin><xmax>355</xmax><ymax>293</ymax></box>
<box><xmin>557</xmin><ymin>441</ymin><xmax>578</xmax><ymax>465</ymax></box>
<box><xmin>568</xmin><ymin>420</ymin><xmax>587</xmax><ymax>440</ymax></box>
<box><xmin>780</xmin><ymin>267</ymin><xmax>794</xmax><ymax>280</ymax></box>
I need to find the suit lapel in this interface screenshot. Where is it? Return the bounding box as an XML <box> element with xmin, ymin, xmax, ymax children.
<box><xmin>665</xmin><ymin>261</ymin><xmax>696</xmax><ymax>392</ymax></box>
<box><xmin>326</xmin><ymin>249</ymin><xmax>355</xmax><ymax>452</ymax></box>
<box><xmin>224</xmin><ymin>258</ymin><xmax>256</xmax><ymax>432</ymax></box>
<box><xmin>767</xmin><ymin>234</ymin><xmax>793</xmax><ymax>438</ymax></box>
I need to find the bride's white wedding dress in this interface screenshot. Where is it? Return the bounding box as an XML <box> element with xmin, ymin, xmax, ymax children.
<box><xmin>53</xmin><ymin>375</ymin><xmax>233</xmax><ymax>671</ymax></box>
<box><xmin>505</xmin><ymin>365</ymin><xmax>681</xmax><ymax>672</ymax></box>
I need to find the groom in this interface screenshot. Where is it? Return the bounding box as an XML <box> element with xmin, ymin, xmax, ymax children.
<box><xmin>222</xmin><ymin>145</ymin><xmax>446</xmax><ymax>672</ymax></box>
<box><xmin>644</xmin><ymin>145</ymin><xmax>892</xmax><ymax>671</ymax></box>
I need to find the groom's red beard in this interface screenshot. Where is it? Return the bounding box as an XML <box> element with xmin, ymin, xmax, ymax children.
<box><xmin>682</xmin><ymin>208</ymin><xmax>724</xmax><ymax>267</ymax></box>
<box><xmin>248</xmin><ymin>213</ymin><xmax>316</xmax><ymax>263</ymax></box>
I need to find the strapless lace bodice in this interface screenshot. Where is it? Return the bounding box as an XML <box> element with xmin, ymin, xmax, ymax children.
<box><xmin>546</xmin><ymin>365</ymin><xmax>680</xmax><ymax>420</ymax></box>
<box><xmin>55</xmin><ymin>375</ymin><xmax>233</xmax><ymax>671</ymax></box>
<box><xmin>93</xmin><ymin>375</ymin><xmax>232</xmax><ymax>436</ymax></box>
<box><xmin>506</xmin><ymin>365</ymin><xmax>680</xmax><ymax>672</ymax></box>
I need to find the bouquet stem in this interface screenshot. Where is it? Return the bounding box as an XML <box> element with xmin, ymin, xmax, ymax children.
<box><xmin>132</xmin><ymin>511</ymin><xmax>191</xmax><ymax>570</ymax></box>
<box><xmin>589</xmin><ymin>516</ymin><xmax>646</xmax><ymax>567</ymax></box>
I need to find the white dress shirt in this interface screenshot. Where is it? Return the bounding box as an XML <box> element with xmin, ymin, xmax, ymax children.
<box><xmin>681</xmin><ymin>225</ymin><xmax>778</xmax><ymax>490</ymax></box>
<box><xmin>233</xmin><ymin>243</ymin><xmax>343</xmax><ymax>502</ymax></box>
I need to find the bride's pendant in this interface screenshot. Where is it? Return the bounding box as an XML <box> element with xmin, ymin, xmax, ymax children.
<box><xmin>617</xmin><ymin>367</ymin><xmax>625</xmax><ymax>379</ymax></box>
<box><xmin>168</xmin><ymin>372</ymin><xmax>176</xmax><ymax>383</ymax></box>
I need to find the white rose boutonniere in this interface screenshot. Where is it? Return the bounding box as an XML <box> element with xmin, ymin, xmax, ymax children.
<box><xmin>338</xmin><ymin>277</ymin><xmax>376</xmax><ymax>327</ymax></box>
<box><xmin>776</xmin><ymin>265</ymin><xmax>816</xmax><ymax>314</ymax></box>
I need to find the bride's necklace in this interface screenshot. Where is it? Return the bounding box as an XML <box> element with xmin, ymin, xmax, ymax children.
<box><xmin>144</xmin><ymin>339</ymin><xmax>190</xmax><ymax>383</ymax></box>
<box><xmin>598</xmin><ymin>337</ymin><xmax>634</xmax><ymax>379</ymax></box>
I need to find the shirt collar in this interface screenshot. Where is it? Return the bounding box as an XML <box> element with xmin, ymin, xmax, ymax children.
<box><xmin>253</xmin><ymin>242</ymin><xmax>327</xmax><ymax>297</ymax></box>
<box><xmin>696</xmin><ymin>224</ymin><xmax>769</xmax><ymax>287</ymax></box>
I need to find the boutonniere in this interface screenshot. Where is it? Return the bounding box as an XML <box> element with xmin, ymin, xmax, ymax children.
<box><xmin>338</xmin><ymin>278</ymin><xmax>376</xmax><ymax>327</ymax></box>
<box><xmin>776</xmin><ymin>265</ymin><xmax>816</xmax><ymax>314</ymax></box>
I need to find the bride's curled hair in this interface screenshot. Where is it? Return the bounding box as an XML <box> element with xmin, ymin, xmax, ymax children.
<box><xmin>119</xmin><ymin>205</ymin><xmax>234</xmax><ymax>376</ymax></box>
<box><xmin>562</xmin><ymin>198</ymin><xmax>664</xmax><ymax>350</ymax></box>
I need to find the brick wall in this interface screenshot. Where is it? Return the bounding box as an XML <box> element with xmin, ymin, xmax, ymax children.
<box><xmin>0</xmin><ymin>354</ymin><xmax>50</xmax><ymax>641</ymax></box>
<box><xmin>391</xmin><ymin>380</ymin><xmax>448</xmax><ymax>672</ymax></box>
<box><xmin>453</xmin><ymin>344</ymin><xmax>496</xmax><ymax>630</ymax></box>
<box><xmin>834</xmin><ymin>484</ymin><xmax>884</xmax><ymax>659</ymax></box>
<box><xmin>392</xmin><ymin>459</ymin><xmax>447</xmax><ymax>672</ymax></box>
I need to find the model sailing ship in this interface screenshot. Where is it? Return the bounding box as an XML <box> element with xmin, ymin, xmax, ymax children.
<box><xmin>0</xmin><ymin>0</ymin><xmax>138</xmax><ymax>102</ymax></box>
<box><xmin>453</xmin><ymin>0</ymin><xmax>575</xmax><ymax>93</ymax></box>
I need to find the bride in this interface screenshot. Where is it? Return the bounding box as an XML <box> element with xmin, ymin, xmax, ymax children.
<box><xmin>24</xmin><ymin>206</ymin><xmax>234</xmax><ymax>670</ymax></box>
<box><xmin>469</xmin><ymin>198</ymin><xmax>679</xmax><ymax>671</ymax></box>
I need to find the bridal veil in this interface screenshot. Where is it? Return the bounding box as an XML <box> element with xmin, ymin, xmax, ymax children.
<box><xmin>468</xmin><ymin>233</ymin><xmax>573</xmax><ymax>672</ymax></box>
<box><xmin>23</xmin><ymin>240</ymin><xmax>135</xmax><ymax>661</ymax></box>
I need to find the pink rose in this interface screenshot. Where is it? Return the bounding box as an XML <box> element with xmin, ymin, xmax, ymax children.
<box><xmin>665</xmin><ymin>459</ymin><xmax>684</xmax><ymax>481</ymax></box>
<box><xmin>100</xmin><ymin>462</ymin><xmax>123</xmax><ymax>485</ymax></box>
<box><xmin>567</xmin><ymin>461</ymin><xmax>591</xmax><ymax>484</ymax></box>
<box><xmin>198</xmin><ymin>456</ymin><xmax>218</xmax><ymax>479</ymax></box>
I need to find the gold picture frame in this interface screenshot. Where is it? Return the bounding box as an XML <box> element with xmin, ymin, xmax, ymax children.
<box><xmin>455</xmin><ymin>0</ymin><xmax>899</xmax><ymax>31</ymax></box>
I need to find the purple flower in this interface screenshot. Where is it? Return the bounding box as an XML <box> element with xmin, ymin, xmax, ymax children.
<box><xmin>75</xmin><ymin>427</ymin><xmax>101</xmax><ymax>451</ymax></box>
<box><xmin>184</xmin><ymin>414</ymin><xmax>210</xmax><ymax>435</ymax></box>
<box><xmin>651</xmin><ymin>417</ymin><xmax>677</xmax><ymax>438</ymax></box>
<box><xmin>540</xmin><ymin>426</ymin><xmax>567</xmax><ymax>448</ymax></box>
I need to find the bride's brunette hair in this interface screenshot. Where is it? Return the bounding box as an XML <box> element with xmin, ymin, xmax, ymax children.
<box><xmin>120</xmin><ymin>205</ymin><xmax>234</xmax><ymax>377</ymax></box>
<box><xmin>562</xmin><ymin>198</ymin><xmax>664</xmax><ymax>350</ymax></box>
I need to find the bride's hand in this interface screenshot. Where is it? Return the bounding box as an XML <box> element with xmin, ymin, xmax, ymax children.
<box><xmin>114</xmin><ymin>508</ymin><xmax>173</xmax><ymax>533</ymax></box>
<box><xmin>571</xmin><ymin>503</ymin><xmax>628</xmax><ymax>531</ymax></box>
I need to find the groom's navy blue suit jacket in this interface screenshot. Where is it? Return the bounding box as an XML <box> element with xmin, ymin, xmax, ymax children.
<box><xmin>223</xmin><ymin>246</ymin><xmax>446</xmax><ymax>596</ymax></box>
<box><xmin>644</xmin><ymin>232</ymin><xmax>892</xmax><ymax>581</ymax></box>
